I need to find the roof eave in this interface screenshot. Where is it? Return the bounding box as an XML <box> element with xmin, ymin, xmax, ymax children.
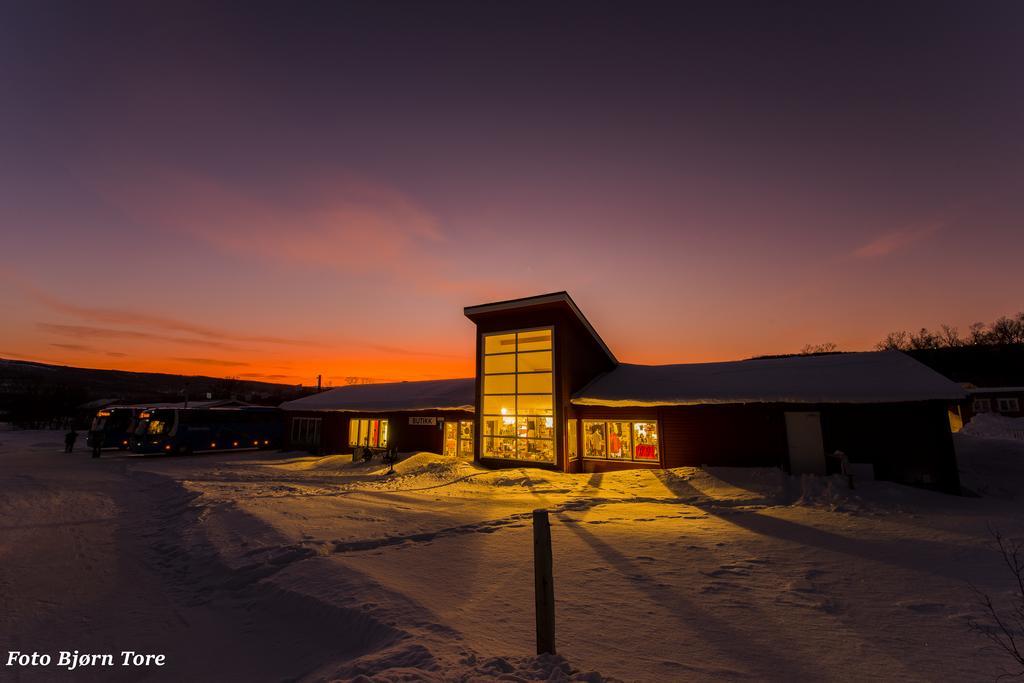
<box><xmin>464</xmin><ymin>291</ymin><xmax>618</xmax><ymax>365</ymax></box>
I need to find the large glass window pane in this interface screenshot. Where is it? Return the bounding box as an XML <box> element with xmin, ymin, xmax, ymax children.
<box><xmin>517</xmin><ymin>438</ymin><xmax>554</xmax><ymax>462</ymax></box>
<box><xmin>633</xmin><ymin>422</ymin><xmax>659</xmax><ymax>461</ymax></box>
<box><xmin>485</xmin><ymin>333</ymin><xmax>516</xmax><ymax>355</ymax></box>
<box><xmin>517</xmin><ymin>416</ymin><xmax>554</xmax><ymax>440</ymax></box>
<box><xmin>583</xmin><ymin>421</ymin><xmax>607</xmax><ymax>459</ymax></box>
<box><xmin>483</xmin><ymin>437</ymin><xmax>517</xmax><ymax>459</ymax></box>
<box><xmin>483</xmin><ymin>415</ymin><xmax>516</xmax><ymax>437</ymax></box>
<box><xmin>517</xmin><ymin>373</ymin><xmax>552</xmax><ymax>394</ymax></box>
<box><xmin>483</xmin><ymin>395</ymin><xmax>516</xmax><ymax>416</ymax></box>
<box><xmin>518</xmin><ymin>394</ymin><xmax>553</xmax><ymax>415</ymax></box>
<box><xmin>517</xmin><ymin>330</ymin><xmax>552</xmax><ymax>352</ymax></box>
<box><xmin>567</xmin><ymin>419</ymin><xmax>579</xmax><ymax>460</ymax></box>
<box><xmin>484</xmin><ymin>354</ymin><xmax>516</xmax><ymax>374</ymax></box>
<box><xmin>359</xmin><ymin>419</ymin><xmax>369</xmax><ymax>445</ymax></box>
<box><xmin>517</xmin><ymin>350</ymin><xmax>552</xmax><ymax>372</ymax></box>
<box><xmin>379</xmin><ymin>420</ymin><xmax>389</xmax><ymax>447</ymax></box>
<box><xmin>348</xmin><ymin>419</ymin><xmax>359</xmax><ymax>446</ymax></box>
<box><xmin>607</xmin><ymin>421</ymin><xmax>632</xmax><ymax>460</ymax></box>
<box><xmin>484</xmin><ymin>374</ymin><xmax>516</xmax><ymax>394</ymax></box>
<box><xmin>479</xmin><ymin>327</ymin><xmax>556</xmax><ymax>464</ymax></box>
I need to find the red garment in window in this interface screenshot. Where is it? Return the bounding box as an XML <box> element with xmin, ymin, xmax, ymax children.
<box><xmin>635</xmin><ymin>444</ymin><xmax>657</xmax><ymax>460</ymax></box>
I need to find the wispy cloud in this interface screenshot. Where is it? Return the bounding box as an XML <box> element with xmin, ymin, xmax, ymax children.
<box><xmin>36</xmin><ymin>323</ymin><xmax>242</xmax><ymax>351</ymax></box>
<box><xmin>170</xmin><ymin>357</ymin><xmax>250</xmax><ymax>367</ymax></box>
<box><xmin>237</xmin><ymin>372</ymin><xmax>299</xmax><ymax>380</ymax></box>
<box><xmin>48</xmin><ymin>341</ymin><xmax>129</xmax><ymax>358</ymax></box>
<box><xmin>88</xmin><ymin>167</ymin><xmax>446</xmax><ymax>278</ymax></box>
<box><xmin>853</xmin><ymin>223</ymin><xmax>940</xmax><ymax>259</ymax></box>
<box><xmin>0</xmin><ymin>267</ymin><xmax>311</xmax><ymax>348</ymax></box>
<box><xmin>49</xmin><ymin>342</ymin><xmax>92</xmax><ymax>352</ymax></box>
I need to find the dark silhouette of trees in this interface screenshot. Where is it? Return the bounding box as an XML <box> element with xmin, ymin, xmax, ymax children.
<box><xmin>877</xmin><ymin>312</ymin><xmax>1024</xmax><ymax>351</ymax></box>
<box><xmin>799</xmin><ymin>342</ymin><xmax>838</xmax><ymax>355</ymax></box>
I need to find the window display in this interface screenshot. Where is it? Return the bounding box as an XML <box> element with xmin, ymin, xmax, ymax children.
<box><xmin>582</xmin><ymin>420</ymin><xmax>660</xmax><ymax>463</ymax></box>
<box><xmin>583</xmin><ymin>421</ymin><xmax>606</xmax><ymax>458</ymax></box>
<box><xmin>459</xmin><ymin>420</ymin><xmax>474</xmax><ymax>458</ymax></box>
<box><xmin>607</xmin><ymin>421</ymin><xmax>632</xmax><ymax>459</ymax></box>
<box><xmin>347</xmin><ymin>418</ymin><xmax>389</xmax><ymax>448</ymax></box>
<box><xmin>481</xmin><ymin>328</ymin><xmax>556</xmax><ymax>463</ymax></box>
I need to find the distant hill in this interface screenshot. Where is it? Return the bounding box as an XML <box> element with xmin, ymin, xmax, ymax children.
<box><xmin>0</xmin><ymin>358</ymin><xmax>316</xmax><ymax>427</ymax></box>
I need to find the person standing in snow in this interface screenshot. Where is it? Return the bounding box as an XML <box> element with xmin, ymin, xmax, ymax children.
<box><xmin>64</xmin><ymin>429</ymin><xmax>78</xmax><ymax>453</ymax></box>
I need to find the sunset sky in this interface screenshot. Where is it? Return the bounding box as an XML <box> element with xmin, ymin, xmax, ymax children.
<box><xmin>1</xmin><ymin>1</ymin><xmax>1022</xmax><ymax>385</ymax></box>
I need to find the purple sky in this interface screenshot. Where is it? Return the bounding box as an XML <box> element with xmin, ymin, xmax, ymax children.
<box><xmin>1</xmin><ymin>1</ymin><xmax>1022</xmax><ymax>383</ymax></box>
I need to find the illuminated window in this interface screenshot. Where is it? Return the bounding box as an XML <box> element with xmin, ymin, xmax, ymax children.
<box><xmin>566</xmin><ymin>419</ymin><xmax>579</xmax><ymax>460</ymax></box>
<box><xmin>347</xmin><ymin>418</ymin><xmax>389</xmax><ymax>448</ymax></box>
<box><xmin>582</xmin><ymin>420</ymin><xmax>660</xmax><ymax>463</ymax></box>
<box><xmin>444</xmin><ymin>420</ymin><xmax>476</xmax><ymax>458</ymax></box>
<box><xmin>459</xmin><ymin>420</ymin><xmax>474</xmax><ymax>458</ymax></box>
<box><xmin>632</xmin><ymin>422</ymin><xmax>660</xmax><ymax>461</ymax></box>
<box><xmin>481</xmin><ymin>328</ymin><xmax>555</xmax><ymax>464</ymax></box>
<box><xmin>443</xmin><ymin>421</ymin><xmax>457</xmax><ymax>457</ymax></box>
<box><xmin>583</xmin><ymin>421</ymin><xmax>606</xmax><ymax>458</ymax></box>
<box><xmin>607</xmin><ymin>421</ymin><xmax>631</xmax><ymax>459</ymax></box>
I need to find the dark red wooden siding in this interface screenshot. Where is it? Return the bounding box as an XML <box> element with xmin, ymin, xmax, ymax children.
<box><xmin>283</xmin><ymin>409</ymin><xmax>473</xmax><ymax>454</ymax></box>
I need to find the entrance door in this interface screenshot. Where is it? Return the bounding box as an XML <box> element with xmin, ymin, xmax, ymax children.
<box><xmin>443</xmin><ymin>421</ymin><xmax>457</xmax><ymax>457</ymax></box>
<box><xmin>458</xmin><ymin>420</ymin><xmax>474</xmax><ymax>460</ymax></box>
<box><xmin>784</xmin><ymin>411</ymin><xmax>825</xmax><ymax>474</ymax></box>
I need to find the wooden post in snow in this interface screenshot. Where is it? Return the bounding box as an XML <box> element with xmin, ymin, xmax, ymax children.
<box><xmin>533</xmin><ymin>508</ymin><xmax>555</xmax><ymax>655</ymax></box>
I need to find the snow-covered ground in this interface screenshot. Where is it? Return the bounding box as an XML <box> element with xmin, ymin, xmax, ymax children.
<box><xmin>2</xmin><ymin>429</ymin><xmax>1024</xmax><ymax>681</ymax></box>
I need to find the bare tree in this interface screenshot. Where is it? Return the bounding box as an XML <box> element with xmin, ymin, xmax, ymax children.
<box><xmin>876</xmin><ymin>330</ymin><xmax>910</xmax><ymax>351</ymax></box>
<box><xmin>940</xmin><ymin>324</ymin><xmax>964</xmax><ymax>347</ymax></box>
<box><xmin>969</xmin><ymin>526</ymin><xmax>1024</xmax><ymax>678</ymax></box>
<box><xmin>969</xmin><ymin>322</ymin><xmax>993</xmax><ymax>346</ymax></box>
<box><xmin>991</xmin><ymin>315</ymin><xmax>1024</xmax><ymax>345</ymax></box>
<box><xmin>909</xmin><ymin>327</ymin><xmax>942</xmax><ymax>350</ymax></box>
<box><xmin>800</xmin><ymin>342</ymin><xmax>838</xmax><ymax>355</ymax></box>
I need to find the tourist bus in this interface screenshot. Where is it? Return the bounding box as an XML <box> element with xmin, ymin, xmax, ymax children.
<box><xmin>87</xmin><ymin>406</ymin><xmax>145</xmax><ymax>451</ymax></box>
<box><xmin>129</xmin><ymin>407</ymin><xmax>282</xmax><ymax>455</ymax></box>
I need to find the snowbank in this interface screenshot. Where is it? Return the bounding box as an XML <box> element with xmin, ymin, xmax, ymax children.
<box><xmin>961</xmin><ymin>413</ymin><xmax>1024</xmax><ymax>441</ymax></box>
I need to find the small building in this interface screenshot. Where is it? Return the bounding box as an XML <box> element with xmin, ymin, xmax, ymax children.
<box><xmin>964</xmin><ymin>387</ymin><xmax>1024</xmax><ymax>420</ymax></box>
<box><xmin>280</xmin><ymin>378</ymin><xmax>475</xmax><ymax>456</ymax></box>
<box><xmin>907</xmin><ymin>345</ymin><xmax>1024</xmax><ymax>426</ymax></box>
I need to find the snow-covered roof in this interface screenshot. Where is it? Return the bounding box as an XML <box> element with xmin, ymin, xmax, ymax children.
<box><xmin>572</xmin><ymin>351</ymin><xmax>967</xmax><ymax>407</ymax></box>
<box><xmin>280</xmin><ymin>378</ymin><xmax>476</xmax><ymax>413</ymax></box>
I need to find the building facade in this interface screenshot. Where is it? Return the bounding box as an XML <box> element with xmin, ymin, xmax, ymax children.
<box><xmin>282</xmin><ymin>292</ymin><xmax>967</xmax><ymax>492</ymax></box>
